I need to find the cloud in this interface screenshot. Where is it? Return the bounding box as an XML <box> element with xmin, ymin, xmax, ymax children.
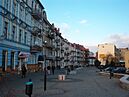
<box><xmin>86</xmin><ymin>45</ymin><xmax>98</xmax><ymax>54</ymax></box>
<box><xmin>75</xmin><ymin>29</ymin><xmax>80</xmax><ymax>33</ymax></box>
<box><xmin>79</xmin><ymin>19</ymin><xmax>88</xmax><ymax>24</ymax></box>
<box><xmin>106</xmin><ymin>33</ymin><xmax>129</xmax><ymax>48</ymax></box>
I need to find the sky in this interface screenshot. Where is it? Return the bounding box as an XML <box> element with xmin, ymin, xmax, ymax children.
<box><xmin>41</xmin><ymin>0</ymin><xmax>129</xmax><ymax>53</ymax></box>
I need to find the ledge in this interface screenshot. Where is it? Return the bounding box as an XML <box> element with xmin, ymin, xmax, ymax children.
<box><xmin>99</xmin><ymin>72</ymin><xmax>125</xmax><ymax>78</ymax></box>
<box><xmin>119</xmin><ymin>75</ymin><xmax>129</xmax><ymax>90</ymax></box>
<box><xmin>98</xmin><ymin>72</ymin><xmax>129</xmax><ymax>90</ymax></box>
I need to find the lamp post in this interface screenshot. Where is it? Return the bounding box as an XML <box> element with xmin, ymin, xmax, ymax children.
<box><xmin>43</xmin><ymin>40</ymin><xmax>47</xmax><ymax>91</ymax></box>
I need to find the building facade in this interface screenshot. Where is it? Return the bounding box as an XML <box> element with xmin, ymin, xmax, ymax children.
<box><xmin>0</xmin><ymin>0</ymin><xmax>34</xmax><ymax>72</ymax></box>
<box><xmin>98</xmin><ymin>43</ymin><xmax>116</xmax><ymax>63</ymax></box>
<box><xmin>0</xmin><ymin>0</ymin><xmax>89</xmax><ymax>73</ymax></box>
<box><xmin>124</xmin><ymin>50</ymin><xmax>129</xmax><ymax>69</ymax></box>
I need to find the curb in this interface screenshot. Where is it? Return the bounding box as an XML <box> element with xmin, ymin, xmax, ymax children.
<box><xmin>119</xmin><ymin>75</ymin><xmax>129</xmax><ymax>90</ymax></box>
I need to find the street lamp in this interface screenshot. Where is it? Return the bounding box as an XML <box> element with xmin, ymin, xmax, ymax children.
<box><xmin>43</xmin><ymin>40</ymin><xmax>47</xmax><ymax>91</ymax></box>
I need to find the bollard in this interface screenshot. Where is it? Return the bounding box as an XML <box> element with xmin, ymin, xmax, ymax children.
<box><xmin>25</xmin><ymin>79</ymin><xmax>33</xmax><ymax>97</ymax></box>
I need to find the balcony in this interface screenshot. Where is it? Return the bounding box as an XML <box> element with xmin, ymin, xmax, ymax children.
<box><xmin>32</xmin><ymin>27</ymin><xmax>41</xmax><ymax>36</ymax></box>
<box><xmin>71</xmin><ymin>50</ymin><xmax>76</xmax><ymax>52</ymax></box>
<box><xmin>55</xmin><ymin>45</ymin><xmax>60</xmax><ymax>51</ymax></box>
<box><xmin>30</xmin><ymin>45</ymin><xmax>42</xmax><ymax>53</ymax></box>
<box><xmin>55</xmin><ymin>39</ymin><xmax>60</xmax><ymax>43</ymax></box>
<box><xmin>64</xmin><ymin>59</ymin><xmax>69</xmax><ymax>62</ymax></box>
<box><xmin>31</xmin><ymin>9</ymin><xmax>42</xmax><ymax>20</ymax></box>
<box><xmin>61</xmin><ymin>48</ymin><xmax>64</xmax><ymax>52</ymax></box>
<box><xmin>46</xmin><ymin>55</ymin><xmax>55</xmax><ymax>60</ymax></box>
<box><xmin>55</xmin><ymin>56</ymin><xmax>61</xmax><ymax>61</ymax></box>
<box><xmin>44</xmin><ymin>43</ymin><xmax>55</xmax><ymax>50</ymax></box>
<box><xmin>48</xmin><ymin>32</ymin><xmax>54</xmax><ymax>39</ymax></box>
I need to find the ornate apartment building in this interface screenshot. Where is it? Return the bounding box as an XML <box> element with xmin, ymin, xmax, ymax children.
<box><xmin>0</xmin><ymin>0</ymin><xmax>89</xmax><ymax>73</ymax></box>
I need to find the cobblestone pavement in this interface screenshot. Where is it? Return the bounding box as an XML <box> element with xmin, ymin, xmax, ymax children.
<box><xmin>0</xmin><ymin>67</ymin><xmax>129</xmax><ymax>97</ymax></box>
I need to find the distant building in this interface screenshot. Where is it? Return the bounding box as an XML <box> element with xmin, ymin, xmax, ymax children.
<box><xmin>124</xmin><ymin>50</ymin><xmax>129</xmax><ymax>69</ymax></box>
<box><xmin>88</xmin><ymin>52</ymin><xmax>95</xmax><ymax>66</ymax></box>
<box><xmin>118</xmin><ymin>48</ymin><xmax>128</xmax><ymax>60</ymax></box>
<box><xmin>98</xmin><ymin>43</ymin><xmax>116</xmax><ymax>62</ymax></box>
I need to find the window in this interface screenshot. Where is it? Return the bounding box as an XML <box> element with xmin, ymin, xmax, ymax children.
<box><xmin>3</xmin><ymin>21</ymin><xmax>8</xmax><ymax>39</ymax></box>
<box><xmin>12</xmin><ymin>0</ymin><xmax>17</xmax><ymax>15</ymax></box>
<box><xmin>30</xmin><ymin>35</ymin><xmax>32</xmax><ymax>45</ymax></box>
<box><xmin>19</xmin><ymin>29</ymin><xmax>22</xmax><ymax>43</ymax></box>
<box><xmin>12</xmin><ymin>26</ymin><xmax>16</xmax><ymax>41</ymax></box>
<box><xmin>35</xmin><ymin>4</ymin><xmax>37</xmax><ymax>10</ymax></box>
<box><xmin>4</xmin><ymin>0</ymin><xmax>9</xmax><ymax>9</ymax></box>
<box><xmin>26</xmin><ymin>0</ymin><xmax>28</xmax><ymax>4</ymax></box>
<box><xmin>24</xmin><ymin>32</ymin><xmax>27</xmax><ymax>44</ymax></box>
<box><xmin>25</xmin><ymin>10</ymin><xmax>27</xmax><ymax>21</ymax></box>
<box><xmin>34</xmin><ymin>36</ymin><xmax>36</xmax><ymax>45</ymax></box>
<box><xmin>32</xmin><ymin>1</ymin><xmax>33</xmax><ymax>8</ymax></box>
<box><xmin>20</xmin><ymin>6</ymin><xmax>24</xmax><ymax>20</ymax></box>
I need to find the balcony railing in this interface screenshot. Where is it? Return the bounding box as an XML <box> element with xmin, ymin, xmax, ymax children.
<box><xmin>55</xmin><ymin>39</ymin><xmax>60</xmax><ymax>43</ymax></box>
<box><xmin>61</xmin><ymin>49</ymin><xmax>64</xmax><ymax>52</ymax></box>
<box><xmin>43</xmin><ymin>43</ymin><xmax>55</xmax><ymax>50</ymax></box>
<box><xmin>55</xmin><ymin>56</ymin><xmax>61</xmax><ymax>61</ymax></box>
<box><xmin>30</xmin><ymin>45</ymin><xmax>42</xmax><ymax>53</ymax></box>
<box><xmin>48</xmin><ymin>32</ymin><xmax>54</xmax><ymax>39</ymax></box>
<box><xmin>32</xmin><ymin>27</ymin><xmax>41</xmax><ymax>36</ymax></box>
<box><xmin>31</xmin><ymin>9</ymin><xmax>42</xmax><ymax>20</ymax></box>
<box><xmin>55</xmin><ymin>45</ymin><xmax>60</xmax><ymax>51</ymax></box>
<box><xmin>46</xmin><ymin>55</ymin><xmax>55</xmax><ymax>60</ymax></box>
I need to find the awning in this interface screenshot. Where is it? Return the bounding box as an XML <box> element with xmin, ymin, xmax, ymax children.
<box><xmin>18</xmin><ymin>52</ymin><xmax>30</xmax><ymax>58</ymax></box>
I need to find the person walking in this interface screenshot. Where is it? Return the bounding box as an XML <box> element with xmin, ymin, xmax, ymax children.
<box><xmin>52</xmin><ymin>65</ymin><xmax>55</xmax><ymax>75</ymax></box>
<box><xmin>21</xmin><ymin>64</ymin><xmax>27</xmax><ymax>78</ymax></box>
<box><xmin>47</xmin><ymin>66</ymin><xmax>51</xmax><ymax>75</ymax></box>
<box><xmin>109</xmin><ymin>59</ymin><xmax>115</xmax><ymax>79</ymax></box>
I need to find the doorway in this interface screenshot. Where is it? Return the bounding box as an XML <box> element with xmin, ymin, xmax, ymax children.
<box><xmin>2</xmin><ymin>50</ymin><xmax>7</xmax><ymax>72</ymax></box>
<box><xmin>10</xmin><ymin>51</ymin><xmax>15</xmax><ymax>70</ymax></box>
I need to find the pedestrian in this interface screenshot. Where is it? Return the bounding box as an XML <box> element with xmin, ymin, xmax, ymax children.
<box><xmin>109</xmin><ymin>59</ymin><xmax>115</xmax><ymax>79</ymax></box>
<box><xmin>21</xmin><ymin>64</ymin><xmax>27</xmax><ymax>78</ymax></box>
<box><xmin>47</xmin><ymin>66</ymin><xmax>51</xmax><ymax>75</ymax></box>
<box><xmin>52</xmin><ymin>65</ymin><xmax>55</xmax><ymax>75</ymax></box>
<box><xmin>65</xmin><ymin>66</ymin><xmax>70</xmax><ymax>75</ymax></box>
<box><xmin>17</xmin><ymin>64</ymin><xmax>21</xmax><ymax>75</ymax></box>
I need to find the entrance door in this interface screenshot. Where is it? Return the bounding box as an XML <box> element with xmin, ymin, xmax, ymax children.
<box><xmin>10</xmin><ymin>51</ymin><xmax>15</xmax><ymax>70</ymax></box>
<box><xmin>2</xmin><ymin>50</ymin><xmax>7</xmax><ymax>72</ymax></box>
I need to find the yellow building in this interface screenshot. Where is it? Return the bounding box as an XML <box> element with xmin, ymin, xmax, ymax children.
<box><xmin>98</xmin><ymin>43</ymin><xmax>116</xmax><ymax>61</ymax></box>
<box><xmin>124</xmin><ymin>50</ymin><xmax>129</xmax><ymax>69</ymax></box>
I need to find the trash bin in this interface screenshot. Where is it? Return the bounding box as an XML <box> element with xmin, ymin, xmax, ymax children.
<box><xmin>25</xmin><ymin>80</ymin><xmax>33</xmax><ymax>97</ymax></box>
